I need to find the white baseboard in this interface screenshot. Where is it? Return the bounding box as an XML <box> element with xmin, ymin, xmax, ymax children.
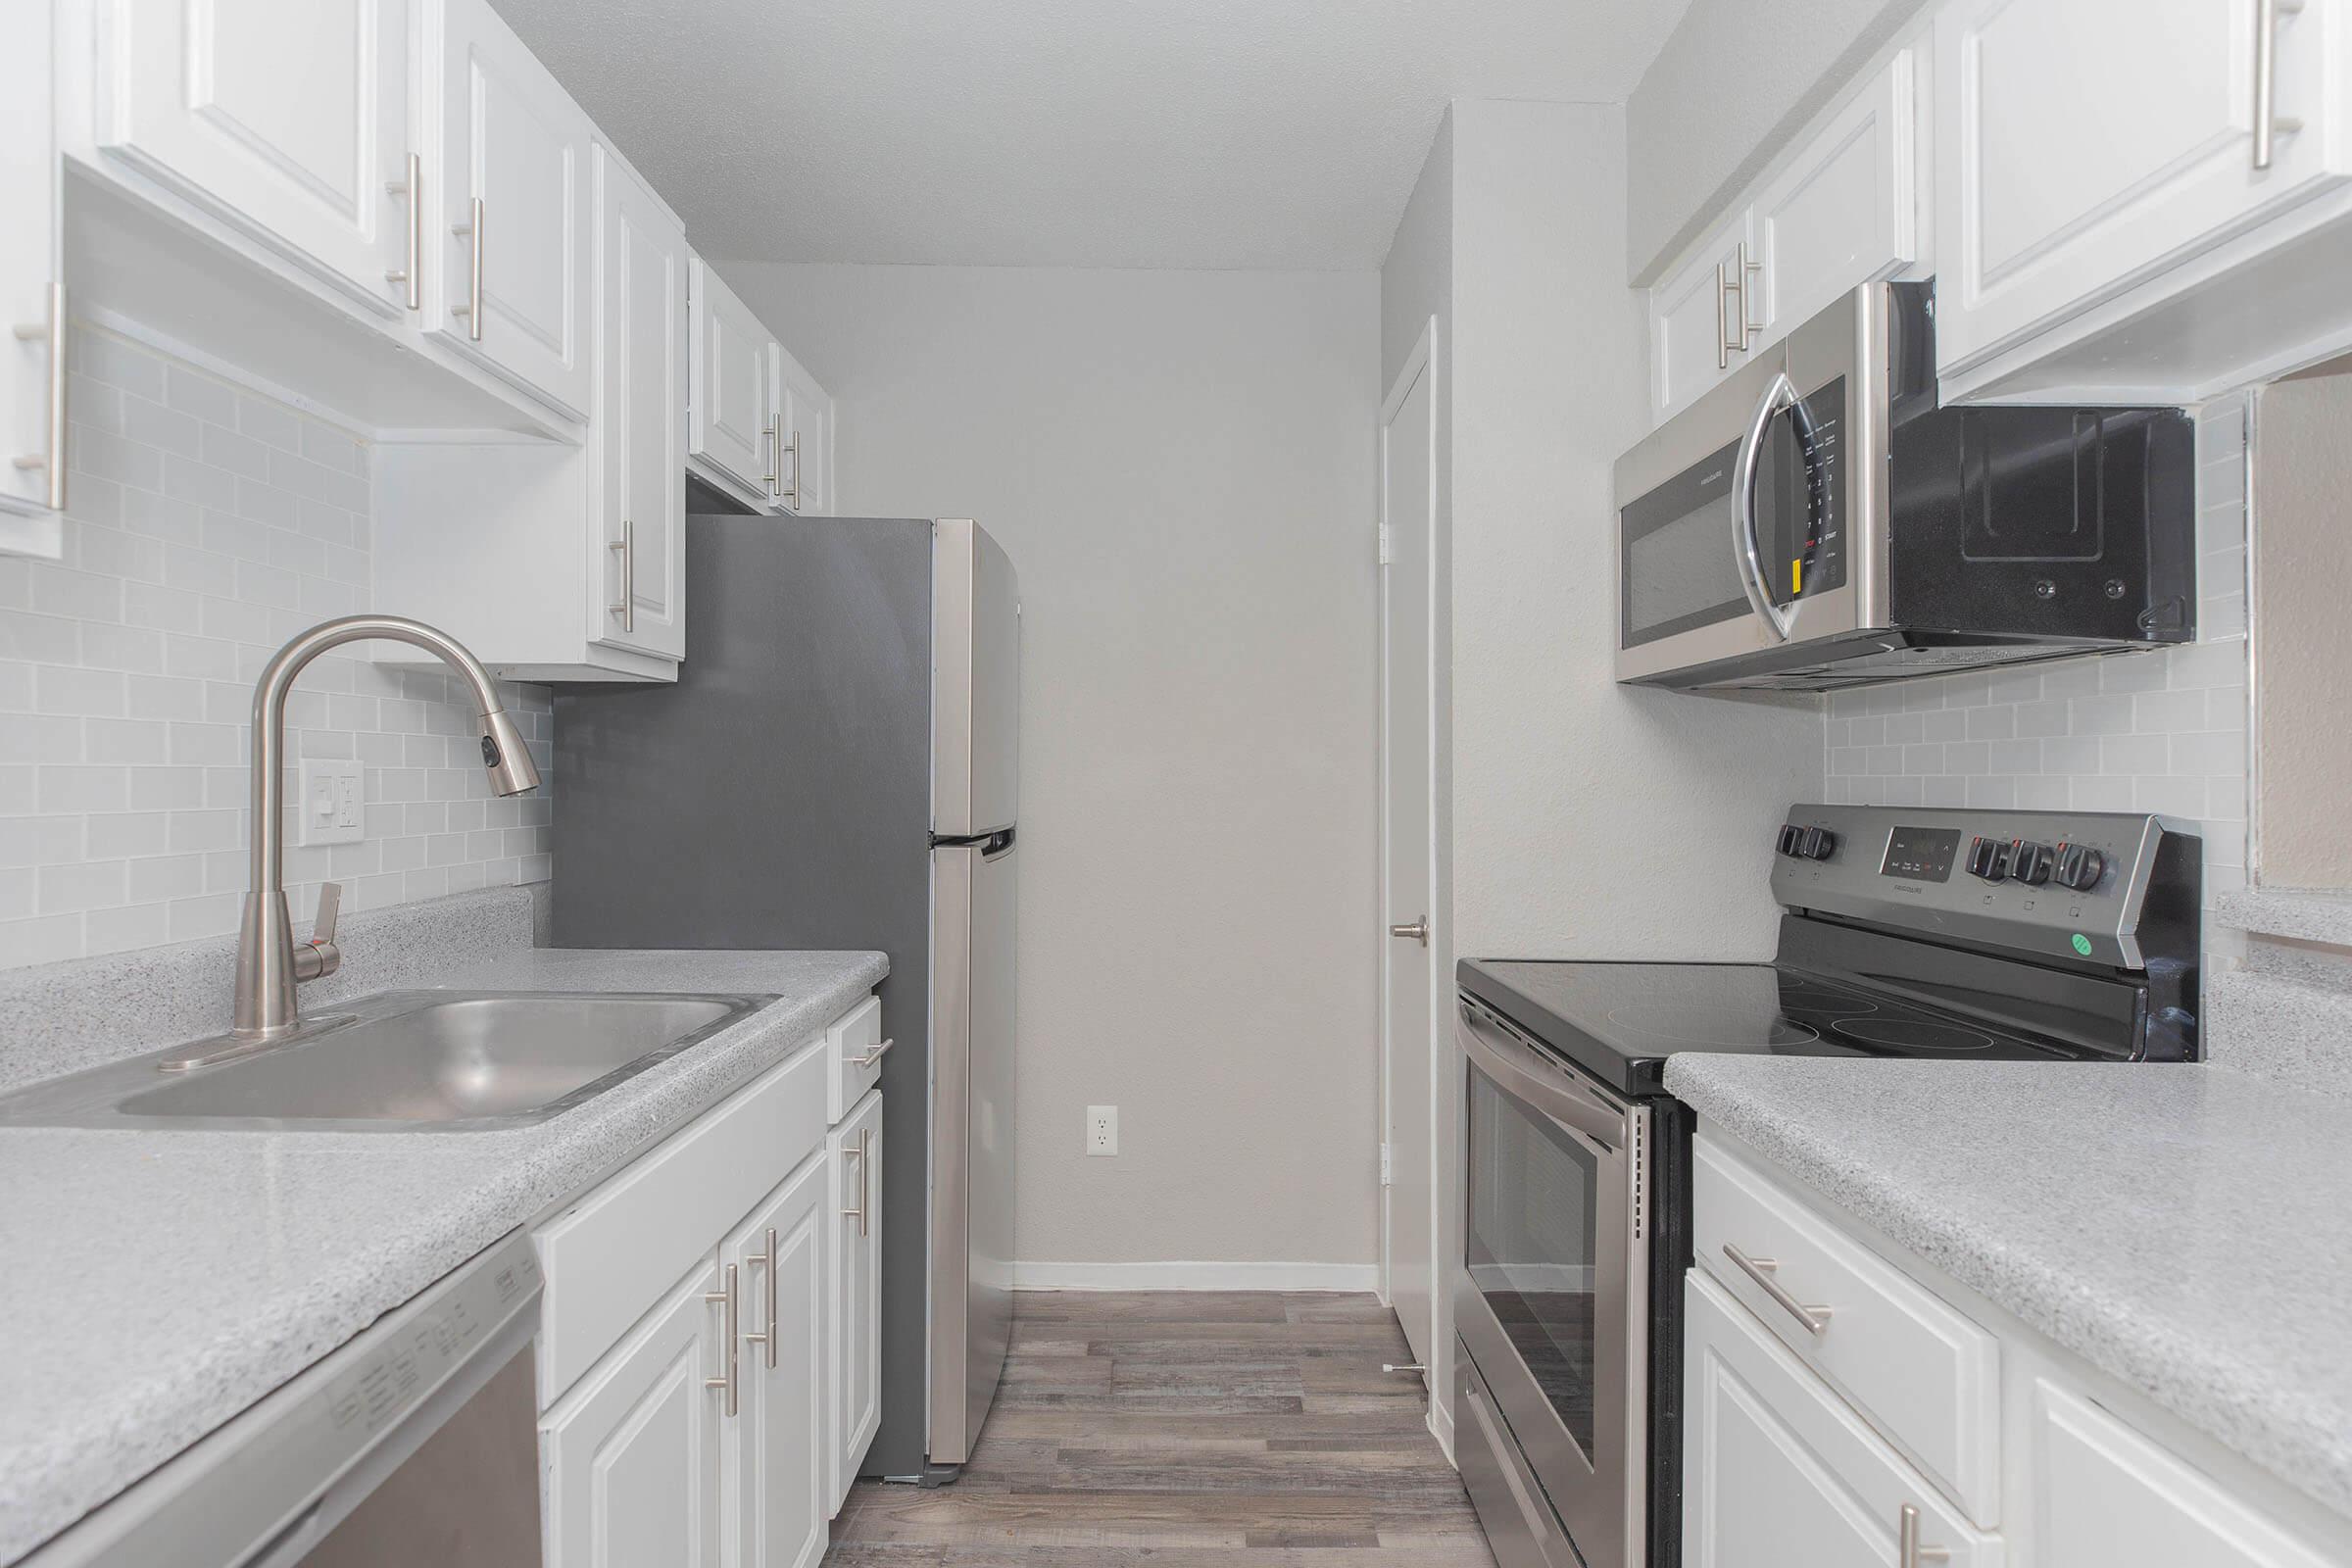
<box><xmin>1011</xmin><ymin>1260</ymin><xmax>1384</xmax><ymax>1293</ymax></box>
<box><xmin>1430</xmin><ymin>1396</ymin><xmax>1455</xmax><ymax>1465</ymax></box>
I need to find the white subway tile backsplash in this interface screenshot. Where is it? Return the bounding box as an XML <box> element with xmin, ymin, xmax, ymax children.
<box><xmin>1825</xmin><ymin>395</ymin><xmax>2252</xmax><ymax>960</ymax></box>
<box><xmin>0</xmin><ymin>326</ymin><xmax>553</xmax><ymax>969</ymax></box>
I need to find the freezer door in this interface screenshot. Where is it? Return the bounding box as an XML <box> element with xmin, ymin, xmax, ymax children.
<box><xmin>927</xmin><ymin>834</ymin><xmax>1018</xmax><ymax>1468</ymax></box>
<box><xmin>933</xmin><ymin>519</ymin><xmax>1020</xmax><ymax>839</ymax></box>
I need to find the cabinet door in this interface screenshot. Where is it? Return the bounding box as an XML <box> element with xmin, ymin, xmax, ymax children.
<box><xmin>2031</xmin><ymin>1381</ymin><xmax>2337</xmax><ymax>1568</ymax></box>
<box><xmin>99</xmin><ymin>0</ymin><xmax>411</xmax><ymax>317</ymax></box>
<box><xmin>727</xmin><ymin>1154</ymin><xmax>829</xmax><ymax>1568</ymax></box>
<box><xmin>827</xmin><ymin>1089</ymin><xmax>883</xmax><ymax>1514</ymax></box>
<box><xmin>1684</xmin><ymin>1271</ymin><xmax>1999</xmax><ymax>1568</ymax></box>
<box><xmin>1936</xmin><ymin>0</ymin><xmax>2348</xmax><ymax>373</ymax></box>
<box><xmin>1650</xmin><ymin>215</ymin><xmax>1756</xmax><ymax>421</ymax></box>
<box><xmin>774</xmin><ymin>348</ymin><xmax>831</xmax><ymax>515</ymax></box>
<box><xmin>542</xmin><ymin>1255</ymin><xmax>724</xmax><ymax>1568</ymax></box>
<box><xmin>2</xmin><ymin>0</ymin><xmax>61</xmax><ymax>538</ymax></box>
<box><xmin>1754</xmin><ymin>49</ymin><xmax>1920</xmax><ymax>342</ymax></box>
<box><xmin>592</xmin><ymin>150</ymin><xmax>687</xmax><ymax>662</ymax></box>
<box><xmin>689</xmin><ymin>259</ymin><xmax>779</xmax><ymax>504</ymax></box>
<box><xmin>430</xmin><ymin>0</ymin><xmax>594</xmax><ymax>416</ymax></box>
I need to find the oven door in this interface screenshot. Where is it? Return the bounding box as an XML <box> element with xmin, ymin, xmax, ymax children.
<box><xmin>1615</xmin><ymin>286</ymin><xmax>1886</xmax><ymax>685</ymax></box>
<box><xmin>1454</xmin><ymin>999</ymin><xmax>1649</xmax><ymax>1568</ymax></box>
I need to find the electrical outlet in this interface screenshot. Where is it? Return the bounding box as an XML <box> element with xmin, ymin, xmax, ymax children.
<box><xmin>298</xmin><ymin>759</ymin><xmax>366</xmax><ymax>847</ymax></box>
<box><xmin>1086</xmin><ymin>1104</ymin><xmax>1118</xmax><ymax>1156</ymax></box>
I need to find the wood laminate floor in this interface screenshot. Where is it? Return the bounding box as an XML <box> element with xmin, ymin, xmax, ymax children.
<box><xmin>823</xmin><ymin>1291</ymin><xmax>1497</xmax><ymax>1566</ymax></box>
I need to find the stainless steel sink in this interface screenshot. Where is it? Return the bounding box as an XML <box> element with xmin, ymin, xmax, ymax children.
<box><xmin>0</xmin><ymin>990</ymin><xmax>774</xmax><ymax>1131</ymax></box>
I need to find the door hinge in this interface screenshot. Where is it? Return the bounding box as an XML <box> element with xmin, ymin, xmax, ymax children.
<box><xmin>1377</xmin><ymin>523</ymin><xmax>1393</xmax><ymax>566</ymax></box>
<box><xmin>1379</xmin><ymin>1142</ymin><xmax>1394</xmax><ymax>1187</ymax></box>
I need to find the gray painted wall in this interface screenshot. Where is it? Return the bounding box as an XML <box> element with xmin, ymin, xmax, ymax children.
<box><xmin>1626</xmin><ymin>0</ymin><xmax>1933</xmax><ymax>282</ymax></box>
<box><xmin>716</xmin><ymin>261</ymin><xmax>1386</xmax><ymax>1276</ymax></box>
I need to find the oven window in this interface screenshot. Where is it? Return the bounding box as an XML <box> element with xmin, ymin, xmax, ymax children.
<box><xmin>1621</xmin><ymin>435</ymin><xmax>1748</xmax><ymax>649</ymax></box>
<box><xmin>1466</xmin><ymin>1062</ymin><xmax>1600</xmax><ymax>1462</ymax></box>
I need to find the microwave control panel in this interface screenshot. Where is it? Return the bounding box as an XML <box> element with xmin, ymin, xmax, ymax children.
<box><xmin>1778</xmin><ymin>375</ymin><xmax>1847</xmax><ymax>607</ymax></box>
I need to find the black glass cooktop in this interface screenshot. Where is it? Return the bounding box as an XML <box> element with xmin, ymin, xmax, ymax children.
<box><xmin>1460</xmin><ymin>958</ymin><xmax>2113</xmax><ymax>1098</ymax></box>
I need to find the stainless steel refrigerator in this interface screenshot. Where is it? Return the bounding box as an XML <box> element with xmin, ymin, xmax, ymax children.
<box><xmin>550</xmin><ymin>514</ymin><xmax>1018</xmax><ymax>1483</ymax></box>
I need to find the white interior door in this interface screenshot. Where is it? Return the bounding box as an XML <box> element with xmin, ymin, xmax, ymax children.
<box><xmin>1379</xmin><ymin>325</ymin><xmax>1438</xmax><ymax>1379</ymax></box>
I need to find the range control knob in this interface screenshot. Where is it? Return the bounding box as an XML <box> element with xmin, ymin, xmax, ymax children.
<box><xmin>1776</xmin><ymin>824</ymin><xmax>1803</xmax><ymax>858</ymax></box>
<box><xmin>1796</xmin><ymin>826</ymin><xmax>1838</xmax><ymax>861</ymax></box>
<box><xmin>2008</xmin><ymin>840</ymin><xmax>2053</xmax><ymax>887</ymax></box>
<box><xmin>1965</xmin><ymin>835</ymin><xmax>2010</xmax><ymax>882</ymax></box>
<box><xmin>2054</xmin><ymin>843</ymin><xmax>2107</xmax><ymax>893</ymax></box>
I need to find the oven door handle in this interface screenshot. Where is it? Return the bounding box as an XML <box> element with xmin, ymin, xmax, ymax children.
<box><xmin>1458</xmin><ymin>1002</ymin><xmax>1627</xmax><ymax>1151</ymax></box>
<box><xmin>1732</xmin><ymin>368</ymin><xmax>1801</xmax><ymax>644</ymax></box>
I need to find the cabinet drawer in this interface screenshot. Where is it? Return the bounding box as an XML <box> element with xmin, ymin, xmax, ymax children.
<box><xmin>1693</xmin><ymin>1134</ymin><xmax>2001</xmax><ymax>1525</ymax></box>
<box><xmin>2031</xmin><ymin>1381</ymin><xmax>2339</xmax><ymax>1568</ymax></box>
<box><xmin>536</xmin><ymin>1037</ymin><xmax>826</xmax><ymax>1405</ymax></box>
<box><xmin>1686</xmin><ymin>1269</ymin><xmax>2001</xmax><ymax>1568</ymax></box>
<box><xmin>828</xmin><ymin>995</ymin><xmax>884</xmax><ymax>1124</ymax></box>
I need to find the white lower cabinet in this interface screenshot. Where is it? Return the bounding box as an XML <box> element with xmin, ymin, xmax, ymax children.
<box><xmin>1690</xmin><ymin>1128</ymin><xmax>2352</xmax><ymax>1568</ymax></box>
<box><xmin>535</xmin><ymin>997</ymin><xmax>881</xmax><ymax>1567</ymax></box>
<box><xmin>542</xmin><ymin>1255</ymin><xmax>726</xmax><ymax>1568</ymax></box>
<box><xmin>827</xmin><ymin>1088</ymin><xmax>884</xmax><ymax>1513</ymax></box>
<box><xmin>726</xmin><ymin>1152</ymin><xmax>829</xmax><ymax>1568</ymax></box>
<box><xmin>1685</xmin><ymin>1269</ymin><xmax>1998</xmax><ymax>1568</ymax></box>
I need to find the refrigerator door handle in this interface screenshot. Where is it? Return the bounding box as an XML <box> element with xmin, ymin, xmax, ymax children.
<box><xmin>931</xmin><ymin>827</ymin><xmax>1016</xmax><ymax>857</ymax></box>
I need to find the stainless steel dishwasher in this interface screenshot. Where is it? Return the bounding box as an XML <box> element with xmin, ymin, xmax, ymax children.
<box><xmin>25</xmin><ymin>1231</ymin><xmax>543</xmax><ymax>1568</ymax></box>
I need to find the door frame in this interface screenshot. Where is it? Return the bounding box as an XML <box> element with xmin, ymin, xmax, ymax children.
<box><xmin>1376</xmin><ymin>318</ymin><xmax>1442</xmax><ymax>1352</ymax></box>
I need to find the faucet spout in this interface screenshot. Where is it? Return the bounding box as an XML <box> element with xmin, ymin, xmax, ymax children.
<box><xmin>232</xmin><ymin>615</ymin><xmax>540</xmax><ymax>1041</ymax></box>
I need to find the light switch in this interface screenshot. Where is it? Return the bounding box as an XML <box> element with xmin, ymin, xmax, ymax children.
<box><xmin>298</xmin><ymin>759</ymin><xmax>366</xmax><ymax>847</ymax></box>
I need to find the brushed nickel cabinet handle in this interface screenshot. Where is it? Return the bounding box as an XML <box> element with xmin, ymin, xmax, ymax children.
<box><xmin>1739</xmin><ymin>242</ymin><xmax>1765</xmax><ymax>344</ymax></box>
<box><xmin>1898</xmin><ymin>1503</ymin><xmax>1952</xmax><ymax>1566</ymax></box>
<box><xmin>760</xmin><ymin>420</ymin><xmax>778</xmax><ymax>488</ymax></box>
<box><xmin>859</xmin><ymin>1126</ymin><xmax>872</xmax><ymax>1239</ymax></box>
<box><xmin>451</xmin><ymin>196</ymin><xmax>484</xmax><ymax>341</ymax></box>
<box><xmin>2255</xmin><ymin>0</ymin><xmax>2310</xmax><ymax>171</ymax></box>
<box><xmin>780</xmin><ymin>429</ymin><xmax>801</xmax><ymax>510</ymax></box>
<box><xmin>609</xmin><ymin>518</ymin><xmax>633</xmax><ymax>631</ymax></box>
<box><xmin>704</xmin><ymin>1263</ymin><xmax>740</xmax><ymax>1416</ymax></box>
<box><xmin>385</xmin><ymin>152</ymin><xmax>420</xmax><ymax>309</ymax></box>
<box><xmin>741</xmin><ymin>1226</ymin><xmax>779</xmax><ymax>1370</ymax></box>
<box><xmin>12</xmin><ymin>282</ymin><xmax>66</xmax><ymax>511</ymax></box>
<box><xmin>848</xmin><ymin>1036</ymin><xmax>894</xmax><ymax>1070</ymax></box>
<box><xmin>842</xmin><ymin>1139</ymin><xmax>864</xmax><ymax>1231</ymax></box>
<box><xmin>1723</xmin><ymin>1243</ymin><xmax>1833</xmax><ymax>1338</ymax></box>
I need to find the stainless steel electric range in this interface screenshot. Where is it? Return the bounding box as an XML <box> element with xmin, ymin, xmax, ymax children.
<box><xmin>1451</xmin><ymin>804</ymin><xmax>2203</xmax><ymax>1568</ymax></box>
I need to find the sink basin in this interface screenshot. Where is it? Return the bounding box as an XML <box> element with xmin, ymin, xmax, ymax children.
<box><xmin>0</xmin><ymin>990</ymin><xmax>774</xmax><ymax>1131</ymax></box>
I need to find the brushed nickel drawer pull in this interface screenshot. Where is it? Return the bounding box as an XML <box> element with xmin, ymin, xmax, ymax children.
<box><xmin>848</xmin><ymin>1036</ymin><xmax>894</xmax><ymax>1070</ymax></box>
<box><xmin>1723</xmin><ymin>1242</ymin><xmax>1833</xmax><ymax>1337</ymax></box>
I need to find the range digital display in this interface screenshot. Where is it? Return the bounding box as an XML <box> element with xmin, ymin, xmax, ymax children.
<box><xmin>1881</xmin><ymin>825</ymin><xmax>1962</xmax><ymax>882</ymax></box>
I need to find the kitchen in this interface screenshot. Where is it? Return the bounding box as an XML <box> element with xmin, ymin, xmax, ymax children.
<box><xmin>1</xmin><ymin>0</ymin><xmax>2348</xmax><ymax>1565</ymax></box>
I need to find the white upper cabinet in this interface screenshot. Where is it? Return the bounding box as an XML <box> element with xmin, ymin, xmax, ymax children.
<box><xmin>1648</xmin><ymin>47</ymin><xmax>1925</xmax><ymax>423</ymax></box>
<box><xmin>426</xmin><ymin>0</ymin><xmax>595</xmax><ymax>417</ymax></box>
<box><xmin>1935</xmin><ymin>0</ymin><xmax>2349</xmax><ymax>378</ymax></box>
<box><xmin>688</xmin><ymin>257</ymin><xmax>780</xmax><ymax>507</ymax></box>
<box><xmin>1753</xmin><ymin>48</ymin><xmax>1920</xmax><ymax>342</ymax></box>
<box><xmin>2</xmin><ymin>0</ymin><xmax>63</xmax><ymax>554</ymax></box>
<box><xmin>95</xmin><ymin>0</ymin><xmax>414</xmax><ymax>318</ymax></box>
<box><xmin>592</xmin><ymin>148</ymin><xmax>687</xmax><ymax>662</ymax></box>
<box><xmin>1650</xmin><ymin>215</ymin><xmax>1755</xmax><ymax>421</ymax></box>
<box><xmin>774</xmin><ymin>345</ymin><xmax>832</xmax><ymax>515</ymax></box>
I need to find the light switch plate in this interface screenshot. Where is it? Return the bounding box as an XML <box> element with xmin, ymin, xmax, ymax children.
<box><xmin>298</xmin><ymin>759</ymin><xmax>366</xmax><ymax>847</ymax></box>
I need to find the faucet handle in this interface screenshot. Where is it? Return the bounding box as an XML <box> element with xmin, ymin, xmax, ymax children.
<box><xmin>296</xmin><ymin>882</ymin><xmax>344</xmax><ymax>983</ymax></box>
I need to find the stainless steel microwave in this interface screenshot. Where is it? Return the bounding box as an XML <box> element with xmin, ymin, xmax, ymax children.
<box><xmin>1613</xmin><ymin>281</ymin><xmax>2197</xmax><ymax>690</ymax></box>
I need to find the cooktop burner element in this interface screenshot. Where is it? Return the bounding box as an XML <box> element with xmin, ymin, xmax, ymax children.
<box><xmin>1830</xmin><ymin>1017</ymin><xmax>1999</xmax><ymax>1053</ymax></box>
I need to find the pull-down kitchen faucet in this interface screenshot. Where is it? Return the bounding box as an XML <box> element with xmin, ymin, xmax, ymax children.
<box><xmin>164</xmin><ymin>616</ymin><xmax>539</xmax><ymax>1070</ymax></box>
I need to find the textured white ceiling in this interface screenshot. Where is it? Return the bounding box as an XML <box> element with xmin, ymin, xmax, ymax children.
<box><xmin>490</xmin><ymin>0</ymin><xmax>1694</xmax><ymax>270</ymax></box>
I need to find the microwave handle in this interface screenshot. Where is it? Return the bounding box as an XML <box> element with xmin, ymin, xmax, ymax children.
<box><xmin>1732</xmin><ymin>369</ymin><xmax>1801</xmax><ymax>643</ymax></box>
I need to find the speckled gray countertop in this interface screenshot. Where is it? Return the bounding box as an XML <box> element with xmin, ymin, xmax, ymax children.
<box><xmin>1664</xmin><ymin>1056</ymin><xmax>2352</xmax><ymax>1522</ymax></box>
<box><xmin>0</xmin><ymin>947</ymin><xmax>887</xmax><ymax>1565</ymax></box>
